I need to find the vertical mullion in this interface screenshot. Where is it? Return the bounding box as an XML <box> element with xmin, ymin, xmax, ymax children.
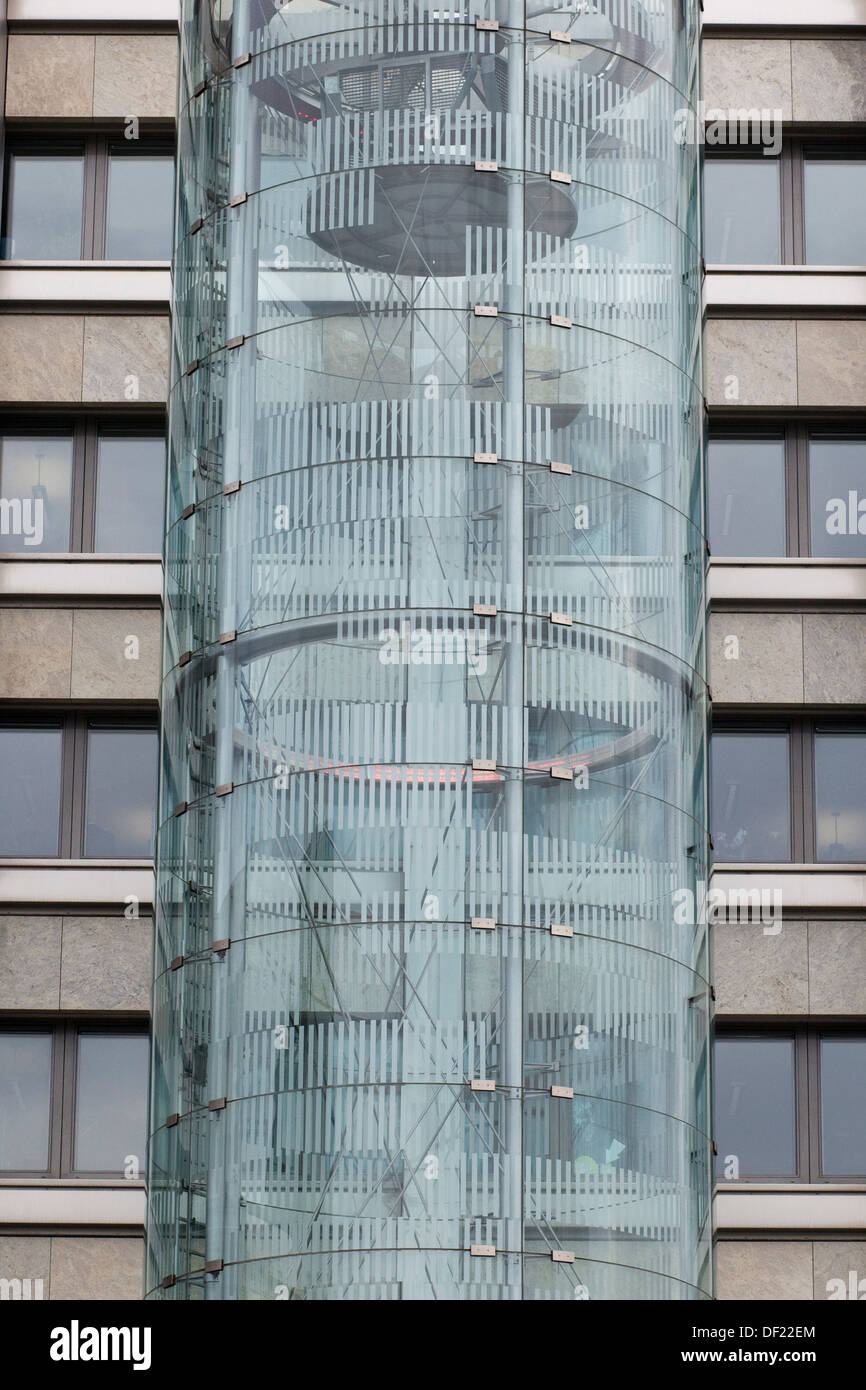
<box><xmin>797</xmin><ymin>1029</ymin><xmax>813</xmax><ymax>1182</ymax></box>
<box><xmin>68</xmin><ymin>715</ymin><xmax>89</xmax><ymax>858</ymax></box>
<box><xmin>58</xmin><ymin>1023</ymin><xmax>79</xmax><ymax>1177</ymax></box>
<box><xmin>69</xmin><ymin>419</ymin><xmax>88</xmax><ymax>553</ymax></box>
<box><xmin>800</xmin><ymin>720</ymin><xmax>816</xmax><ymax>863</ymax></box>
<box><xmin>49</xmin><ymin>1024</ymin><xmax>66</xmax><ymax>1177</ymax></box>
<box><xmin>796</xmin><ymin>425</ymin><xmax>811</xmax><ymax>556</ymax></box>
<box><xmin>81</xmin><ymin>418</ymin><xmax>99</xmax><ymax>552</ymax></box>
<box><xmin>82</xmin><ymin>137</ymin><xmax>100</xmax><ymax>259</ymax></box>
<box><xmin>784</xmin><ymin>141</ymin><xmax>803</xmax><ymax>264</ymax></box>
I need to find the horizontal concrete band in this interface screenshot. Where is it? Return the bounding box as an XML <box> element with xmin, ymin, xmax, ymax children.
<box><xmin>0</xmin><ymin>1182</ymin><xmax>145</xmax><ymax>1228</ymax></box>
<box><xmin>715</xmin><ymin>1190</ymin><xmax>866</xmax><ymax>1232</ymax></box>
<box><xmin>0</xmin><ymin>559</ymin><xmax>162</xmax><ymax>599</ymax></box>
<box><xmin>0</xmin><ymin>268</ymin><xmax>171</xmax><ymax>305</ymax></box>
<box><xmin>704</xmin><ymin>0</ymin><xmax>866</xmax><ymax>28</ymax></box>
<box><xmin>706</xmin><ymin>273</ymin><xmax>866</xmax><ymax>311</ymax></box>
<box><xmin>710</xmin><ymin>563</ymin><xmax>866</xmax><ymax>606</ymax></box>
<box><xmin>711</xmin><ymin>868</ymin><xmax>866</xmax><ymax>912</ymax></box>
<box><xmin>0</xmin><ymin>864</ymin><xmax>154</xmax><ymax>907</ymax></box>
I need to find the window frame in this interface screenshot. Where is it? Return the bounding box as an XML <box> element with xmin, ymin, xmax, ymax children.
<box><xmin>707</xmin><ymin>421</ymin><xmax>866</xmax><ymax>560</ymax></box>
<box><xmin>715</xmin><ymin>1024</ymin><xmax>866</xmax><ymax>1184</ymax></box>
<box><xmin>0</xmin><ymin>1019</ymin><xmax>149</xmax><ymax>1179</ymax></box>
<box><xmin>0</xmin><ymin>710</ymin><xmax>158</xmax><ymax>861</ymax></box>
<box><xmin>2</xmin><ymin>132</ymin><xmax>174</xmax><ymax>263</ymax></box>
<box><xmin>711</xmin><ymin>717</ymin><xmax>866</xmax><ymax>865</ymax></box>
<box><xmin>0</xmin><ymin>414</ymin><xmax>166</xmax><ymax>555</ymax></box>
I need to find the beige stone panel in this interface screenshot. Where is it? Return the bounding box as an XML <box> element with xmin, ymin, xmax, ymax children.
<box><xmin>0</xmin><ymin>916</ymin><xmax>62</xmax><ymax>1010</ymax></box>
<box><xmin>797</xmin><ymin>322</ymin><xmax>866</xmax><ymax>408</ymax></box>
<box><xmin>82</xmin><ymin>317</ymin><xmax>170</xmax><ymax>404</ymax></box>
<box><xmin>0</xmin><ymin>1237</ymin><xmax>51</xmax><ymax>1298</ymax></box>
<box><xmin>93</xmin><ymin>36</ymin><xmax>178</xmax><ymax>118</ymax></box>
<box><xmin>813</xmin><ymin>1242</ymin><xmax>866</xmax><ymax>1300</ymax></box>
<box><xmin>715</xmin><ymin>1241</ymin><xmax>813</xmax><ymax>1301</ymax></box>
<box><xmin>0</xmin><ymin>608</ymin><xmax>73</xmax><ymax>697</ymax></box>
<box><xmin>709</xmin><ymin>612</ymin><xmax>803</xmax><ymax>704</ymax></box>
<box><xmin>704</xmin><ymin>320</ymin><xmax>797</xmax><ymax>408</ymax></box>
<box><xmin>49</xmin><ymin>1238</ymin><xmax>144</xmax><ymax>1301</ymax></box>
<box><xmin>0</xmin><ymin>316</ymin><xmax>84</xmax><ymax>403</ymax></box>
<box><xmin>792</xmin><ymin>41</ymin><xmax>866</xmax><ymax>123</ymax></box>
<box><xmin>60</xmin><ymin>916</ymin><xmax>152</xmax><ymax>1012</ymax></box>
<box><xmin>5</xmin><ymin>35</ymin><xmax>95</xmax><ymax>118</ymax></box>
<box><xmin>808</xmin><ymin>923</ymin><xmax>866</xmax><ymax>1015</ymax></box>
<box><xmin>70</xmin><ymin>608</ymin><xmax>161</xmax><ymax>700</ymax></box>
<box><xmin>702</xmin><ymin>40</ymin><xmax>793</xmax><ymax>121</ymax></box>
<box><xmin>714</xmin><ymin>919</ymin><xmax>808</xmax><ymax>1016</ymax></box>
<box><xmin>803</xmin><ymin>613</ymin><xmax>866</xmax><ymax>704</ymax></box>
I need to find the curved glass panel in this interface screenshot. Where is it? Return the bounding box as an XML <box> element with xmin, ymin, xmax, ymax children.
<box><xmin>149</xmin><ymin>0</ymin><xmax>709</xmax><ymax>1300</ymax></box>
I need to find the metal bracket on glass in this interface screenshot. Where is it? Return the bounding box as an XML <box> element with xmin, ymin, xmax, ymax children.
<box><xmin>549</xmin><ymin>29</ymin><xmax>572</xmax><ymax>43</ymax></box>
<box><xmin>550</xmin><ymin>923</ymin><xmax>573</xmax><ymax>938</ymax></box>
<box><xmin>550</xmin><ymin>1085</ymin><xmax>574</xmax><ymax>1099</ymax></box>
<box><xmin>549</xmin><ymin>611</ymin><xmax>572</xmax><ymax>626</ymax></box>
<box><xmin>473</xmin><ymin>304</ymin><xmax>498</xmax><ymax>317</ymax></box>
<box><xmin>229</xmin><ymin>192</ymin><xmax>248</xmax><ymax>207</ymax></box>
<box><xmin>472</xmin><ymin>602</ymin><xmax>497</xmax><ymax>617</ymax></box>
<box><xmin>181</xmin><ymin>503</ymin><xmax>195</xmax><ymax>520</ymax></box>
<box><xmin>222</xmin><ymin>480</ymin><xmax>242</xmax><ymax>496</ymax></box>
<box><xmin>174</xmin><ymin>801</ymin><xmax>188</xmax><ymax>818</ymax></box>
<box><xmin>470</xmin><ymin>1080</ymin><xmax>496</xmax><ymax>1092</ymax></box>
<box><xmin>204</xmin><ymin>1259</ymin><xmax>224</xmax><ymax>1274</ymax></box>
<box><xmin>550</xmin><ymin>460</ymin><xmax>572</xmax><ymax>475</ymax></box>
<box><xmin>160</xmin><ymin>1274</ymin><xmax>177</xmax><ymax>1288</ymax></box>
<box><xmin>184</xmin><ymin>359</ymin><xmax>199</xmax><ymax>377</ymax></box>
<box><xmin>549</xmin><ymin>169</ymin><xmax>572</xmax><ymax>185</ymax></box>
<box><xmin>212</xmin><ymin>939</ymin><xmax>231</xmax><ymax>954</ymax></box>
<box><xmin>550</xmin><ymin>767</ymin><xmax>573</xmax><ymax>782</ymax></box>
<box><xmin>475</xmin><ymin>18</ymin><xmax>498</xmax><ymax>30</ymax></box>
<box><xmin>226</xmin><ymin>335</ymin><xmax>245</xmax><ymax>351</ymax></box>
<box><xmin>470</xmin><ymin>1244</ymin><xmax>496</xmax><ymax>1256</ymax></box>
<box><xmin>472</xmin><ymin>758</ymin><xmax>496</xmax><ymax>772</ymax></box>
<box><xmin>473</xmin><ymin>451</ymin><xmax>497</xmax><ymax>464</ymax></box>
<box><xmin>166</xmin><ymin>1114</ymin><xmax>179</xmax><ymax>1129</ymax></box>
<box><xmin>471</xmin><ymin>917</ymin><xmax>496</xmax><ymax>930</ymax></box>
<box><xmin>232</xmin><ymin>52</ymin><xmax>251</xmax><ymax>68</ymax></box>
<box><xmin>190</xmin><ymin>218</ymin><xmax>204</xmax><ymax>236</ymax></box>
<box><xmin>550</xmin><ymin>314</ymin><xmax>572</xmax><ymax>329</ymax></box>
<box><xmin>219</xmin><ymin>629</ymin><xmax>237</xmax><ymax>645</ymax></box>
<box><xmin>170</xmin><ymin>956</ymin><xmax>185</xmax><ymax>971</ymax></box>
<box><xmin>215</xmin><ymin>782</ymin><xmax>234</xmax><ymax>797</ymax></box>
<box><xmin>208</xmin><ymin>1097</ymin><xmax>227</xmax><ymax>1111</ymax></box>
<box><xmin>552</xmin><ymin>1249</ymin><xmax>575</xmax><ymax>1263</ymax></box>
<box><xmin>178</xmin><ymin>650</ymin><xmax>193</xmax><ymax>667</ymax></box>
<box><xmin>474</xmin><ymin>160</ymin><xmax>498</xmax><ymax>172</ymax></box>
<box><xmin>192</xmin><ymin>81</ymin><xmax>206</xmax><ymax>98</ymax></box>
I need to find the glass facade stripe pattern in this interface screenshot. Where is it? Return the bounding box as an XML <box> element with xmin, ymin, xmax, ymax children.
<box><xmin>147</xmin><ymin>0</ymin><xmax>711</xmax><ymax>1300</ymax></box>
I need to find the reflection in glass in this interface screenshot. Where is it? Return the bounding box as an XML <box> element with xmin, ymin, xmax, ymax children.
<box><xmin>820</xmin><ymin>1037</ymin><xmax>866</xmax><ymax>1176</ymax></box>
<box><xmin>711</xmin><ymin>732</ymin><xmax>790</xmax><ymax>861</ymax></box>
<box><xmin>5</xmin><ymin>155</ymin><xmax>84</xmax><ymax>259</ymax></box>
<box><xmin>814</xmin><ymin>732</ymin><xmax>866</xmax><ymax>862</ymax></box>
<box><xmin>85</xmin><ymin>727</ymin><xmax>158</xmax><ymax>858</ymax></box>
<box><xmin>106</xmin><ymin>156</ymin><xmax>175</xmax><ymax>260</ymax></box>
<box><xmin>804</xmin><ymin>160</ymin><xmax>866</xmax><ymax>266</ymax></box>
<box><xmin>714</xmin><ymin>1036</ymin><xmax>796</xmax><ymax>1177</ymax></box>
<box><xmin>74</xmin><ymin>1032</ymin><xmax>149</xmax><ymax>1172</ymax></box>
<box><xmin>0</xmin><ymin>435</ymin><xmax>73</xmax><ymax>552</ymax></box>
<box><xmin>703</xmin><ymin>160</ymin><xmax>781</xmax><ymax>264</ymax></box>
<box><xmin>0</xmin><ymin>725</ymin><xmax>62</xmax><ymax>856</ymax></box>
<box><xmin>95</xmin><ymin>437</ymin><xmax>166</xmax><ymax>553</ymax></box>
<box><xmin>809</xmin><ymin>438</ymin><xmax>866</xmax><ymax>559</ymax></box>
<box><xmin>0</xmin><ymin>1032</ymin><xmax>52</xmax><ymax>1170</ymax></box>
<box><xmin>707</xmin><ymin>438</ymin><xmax>785</xmax><ymax>557</ymax></box>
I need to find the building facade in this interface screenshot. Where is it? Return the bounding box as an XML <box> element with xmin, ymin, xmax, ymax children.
<box><xmin>0</xmin><ymin>0</ymin><xmax>864</xmax><ymax>1302</ymax></box>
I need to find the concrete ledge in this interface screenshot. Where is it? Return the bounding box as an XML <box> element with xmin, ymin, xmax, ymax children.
<box><xmin>0</xmin><ymin>266</ymin><xmax>171</xmax><ymax>306</ymax></box>
<box><xmin>711</xmin><ymin>866</ymin><xmax>866</xmax><ymax>913</ymax></box>
<box><xmin>0</xmin><ymin>1182</ymin><xmax>145</xmax><ymax>1229</ymax></box>
<box><xmin>0</xmin><ymin>863</ymin><xmax>154</xmax><ymax>908</ymax></box>
<box><xmin>709</xmin><ymin>560</ymin><xmax>866</xmax><ymax>605</ymax></box>
<box><xmin>0</xmin><ymin>557</ymin><xmax>163</xmax><ymax>600</ymax></box>
<box><xmin>715</xmin><ymin>1188</ymin><xmax>866</xmax><ymax>1232</ymax></box>
<box><xmin>703</xmin><ymin>0</ymin><xmax>866</xmax><ymax>24</ymax></box>
<box><xmin>8</xmin><ymin>0</ymin><xmax>177</xmax><ymax>17</ymax></box>
<box><xmin>706</xmin><ymin>270</ymin><xmax>866</xmax><ymax>311</ymax></box>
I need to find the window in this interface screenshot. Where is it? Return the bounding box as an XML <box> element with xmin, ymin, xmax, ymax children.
<box><xmin>2</xmin><ymin>138</ymin><xmax>174</xmax><ymax>261</ymax></box>
<box><xmin>0</xmin><ymin>716</ymin><xmax>158</xmax><ymax>859</ymax></box>
<box><xmin>704</xmin><ymin>143</ymin><xmax>866</xmax><ymax>266</ymax></box>
<box><xmin>708</xmin><ymin>426</ymin><xmax>866</xmax><ymax>558</ymax></box>
<box><xmin>0</xmin><ymin>421</ymin><xmax>166</xmax><ymax>554</ymax></box>
<box><xmin>703</xmin><ymin>157</ymin><xmax>781</xmax><ymax>265</ymax></box>
<box><xmin>711</xmin><ymin>730</ymin><xmax>791</xmax><ymax>862</ymax></box>
<box><xmin>712</xmin><ymin>720</ymin><xmax>866</xmax><ymax>864</ymax></box>
<box><xmin>715</xmin><ymin>1028</ymin><xmax>866</xmax><ymax>1182</ymax></box>
<box><xmin>0</xmin><ymin>1023</ymin><xmax>148</xmax><ymax>1176</ymax></box>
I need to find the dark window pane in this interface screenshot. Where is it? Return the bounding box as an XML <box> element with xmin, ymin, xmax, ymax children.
<box><xmin>0</xmin><ymin>1032</ymin><xmax>52</xmax><ymax>1170</ymax></box>
<box><xmin>821</xmin><ymin>1037</ymin><xmax>866</xmax><ymax>1176</ymax></box>
<box><xmin>84</xmin><ymin>728</ymin><xmax>158</xmax><ymax>858</ymax></box>
<box><xmin>703</xmin><ymin>160</ymin><xmax>781</xmax><ymax>264</ymax></box>
<box><xmin>0</xmin><ymin>726</ymin><xmax>62</xmax><ymax>855</ymax></box>
<box><xmin>95</xmin><ymin>437</ymin><xmax>166</xmax><ymax>553</ymax></box>
<box><xmin>814</xmin><ymin>732</ymin><xmax>866</xmax><ymax>863</ymax></box>
<box><xmin>5</xmin><ymin>155</ymin><xmax>84</xmax><ymax>259</ymax></box>
<box><xmin>809</xmin><ymin>438</ymin><xmax>866</xmax><ymax>559</ymax></box>
<box><xmin>74</xmin><ymin>1032</ymin><xmax>149</xmax><ymax>1172</ymax></box>
<box><xmin>707</xmin><ymin>438</ymin><xmax>786</xmax><ymax>557</ymax></box>
<box><xmin>714</xmin><ymin>1037</ymin><xmax>797</xmax><ymax>1177</ymax></box>
<box><xmin>804</xmin><ymin>160</ymin><xmax>866</xmax><ymax>265</ymax></box>
<box><xmin>105</xmin><ymin>156</ymin><xmax>174</xmax><ymax>260</ymax></box>
<box><xmin>711</xmin><ymin>732</ymin><xmax>790</xmax><ymax>861</ymax></box>
<box><xmin>0</xmin><ymin>435</ymin><xmax>74</xmax><ymax>553</ymax></box>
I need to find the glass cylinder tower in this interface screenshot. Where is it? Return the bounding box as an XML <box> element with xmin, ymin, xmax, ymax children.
<box><xmin>147</xmin><ymin>0</ymin><xmax>711</xmax><ymax>1300</ymax></box>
